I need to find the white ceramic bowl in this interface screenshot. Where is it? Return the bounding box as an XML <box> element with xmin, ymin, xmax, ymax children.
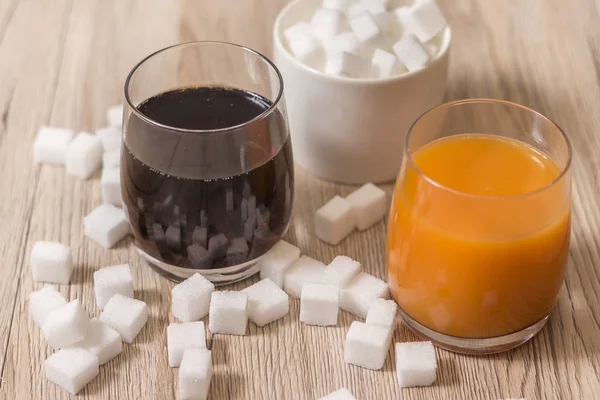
<box><xmin>273</xmin><ymin>0</ymin><xmax>451</xmax><ymax>184</ymax></box>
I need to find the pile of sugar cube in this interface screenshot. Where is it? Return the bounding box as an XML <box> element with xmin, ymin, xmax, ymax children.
<box><xmin>283</xmin><ymin>0</ymin><xmax>447</xmax><ymax>78</ymax></box>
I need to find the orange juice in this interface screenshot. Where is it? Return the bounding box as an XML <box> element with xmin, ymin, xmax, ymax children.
<box><xmin>387</xmin><ymin>134</ymin><xmax>570</xmax><ymax>338</ymax></box>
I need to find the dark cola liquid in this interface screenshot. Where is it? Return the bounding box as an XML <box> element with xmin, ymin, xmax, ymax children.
<box><xmin>122</xmin><ymin>87</ymin><xmax>293</xmax><ymax>269</ymax></box>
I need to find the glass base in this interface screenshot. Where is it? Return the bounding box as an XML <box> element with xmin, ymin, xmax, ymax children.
<box><xmin>398</xmin><ymin>306</ymin><xmax>551</xmax><ymax>355</ymax></box>
<box><xmin>137</xmin><ymin>248</ymin><xmax>261</xmax><ymax>285</ymax></box>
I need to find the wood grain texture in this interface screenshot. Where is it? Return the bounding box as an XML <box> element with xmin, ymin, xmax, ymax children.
<box><xmin>0</xmin><ymin>0</ymin><xmax>599</xmax><ymax>398</ymax></box>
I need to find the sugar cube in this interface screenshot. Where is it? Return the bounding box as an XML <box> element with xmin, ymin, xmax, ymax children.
<box><xmin>323</xmin><ymin>255</ymin><xmax>361</xmax><ymax>287</ymax></box>
<box><xmin>366</xmin><ymin>298</ymin><xmax>397</xmax><ymax>329</ymax></box>
<box><xmin>208</xmin><ymin>291</ymin><xmax>248</xmax><ymax>335</ymax></box>
<box><xmin>340</xmin><ymin>272</ymin><xmax>389</xmax><ymax>318</ymax></box>
<box><xmin>95</xmin><ymin>126</ymin><xmax>121</xmax><ymax>152</ymax></box>
<box><xmin>323</xmin><ymin>32</ymin><xmax>360</xmax><ymax>56</ymax></box>
<box><xmin>284</xmin><ymin>22</ymin><xmax>314</xmax><ymax>42</ymax></box>
<box><xmin>45</xmin><ymin>348</ymin><xmax>99</xmax><ymax>394</ymax></box>
<box><xmin>107</xmin><ymin>104</ymin><xmax>124</xmax><ymax>127</ymax></box>
<box><xmin>300</xmin><ymin>283</ymin><xmax>339</xmax><ymax>326</ymax></box>
<box><xmin>226</xmin><ymin>237</ymin><xmax>249</xmax><ymax>265</ymax></box>
<box><xmin>29</xmin><ymin>286</ymin><xmax>67</xmax><ymax>327</ymax></box>
<box><xmin>283</xmin><ymin>255</ymin><xmax>326</xmax><ymax>297</ymax></box>
<box><xmin>392</xmin><ymin>33</ymin><xmax>430</xmax><ymax>72</ymax></box>
<box><xmin>242</xmin><ymin>278</ymin><xmax>289</xmax><ymax>327</ymax></box>
<box><xmin>258</xmin><ymin>240</ymin><xmax>301</xmax><ymax>287</ymax></box>
<box><xmin>83</xmin><ymin>204</ymin><xmax>130</xmax><ymax>248</ymax></box>
<box><xmin>395</xmin><ymin>341</ymin><xmax>437</xmax><ymax>387</ymax></box>
<box><xmin>172</xmin><ymin>273</ymin><xmax>215</xmax><ymax>322</ymax></box>
<box><xmin>312</xmin><ymin>8</ymin><xmax>346</xmax><ymax>40</ymax></box>
<box><xmin>33</xmin><ymin>126</ymin><xmax>74</xmax><ymax>165</ymax></box>
<box><xmin>30</xmin><ymin>241</ymin><xmax>73</xmax><ymax>284</ymax></box>
<box><xmin>344</xmin><ymin>321</ymin><xmax>390</xmax><ymax>370</ymax></box>
<box><xmin>396</xmin><ymin>0</ymin><xmax>446</xmax><ymax>43</ymax></box>
<box><xmin>167</xmin><ymin>321</ymin><xmax>207</xmax><ymax>367</ymax></box>
<box><xmin>179</xmin><ymin>348</ymin><xmax>213</xmax><ymax>400</ymax></box>
<box><xmin>319</xmin><ymin>388</ymin><xmax>356</xmax><ymax>400</ymax></box>
<box><xmin>323</xmin><ymin>0</ymin><xmax>351</xmax><ymax>11</ymax></box>
<box><xmin>371</xmin><ymin>48</ymin><xmax>397</xmax><ymax>78</ymax></box>
<box><xmin>102</xmin><ymin>148</ymin><xmax>121</xmax><ymax>168</ymax></box>
<box><xmin>166</xmin><ymin>225</ymin><xmax>181</xmax><ymax>251</ymax></box>
<box><xmin>93</xmin><ymin>263</ymin><xmax>134</xmax><ymax>310</ymax></box>
<box><xmin>187</xmin><ymin>244</ymin><xmax>212</xmax><ymax>269</ymax></box>
<box><xmin>348</xmin><ymin>12</ymin><xmax>381</xmax><ymax>43</ymax></box>
<box><xmin>66</xmin><ymin>318</ymin><xmax>122</xmax><ymax>365</ymax></box>
<box><xmin>288</xmin><ymin>36</ymin><xmax>323</xmax><ymax>68</ymax></box>
<box><xmin>208</xmin><ymin>233</ymin><xmax>229</xmax><ymax>259</ymax></box>
<box><xmin>361</xmin><ymin>0</ymin><xmax>386</xmax><ymax>14</ymax></box>
<box><xmin>99</xmin><ymin>294</ymin><xmax>148</xmax><ymax>343</ymax></box>
<box><xmin>101</xmin><ymin>167</ymin><xmax>122</xmax><ymax>206</ymax></box>
<box><xmin>65</xmin><ymin>132</ymin><xmax>103</xmax><ymax>179</ymax></box>
<box><xmin>347</xmin><ymin>3</ymin><xmax>366</xmax><ymax>18</ymax></box>
<box><xmin>42</xmin><ymin>299</ymin><xmax>90</xmax><ymax>349</ymax></box>
<box><xmin>345</xmin><ymin>183</ymin><xmax>387</xmax><ymax>230</ymax></box>
<box><xmin>315</xmin><ymin>196</ymin><xmax>355</xmax><ymax>245</ymax></box>
<box><xmin>192</xmin><ymin>226</ymin><xmax>208</xmax><ymax>249</ymax></box>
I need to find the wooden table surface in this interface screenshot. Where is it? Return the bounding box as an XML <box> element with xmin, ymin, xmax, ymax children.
<box><xmin>1</xmin><ymin>0</ymin><xmax>599</xmax><ymax>399</ymax></box>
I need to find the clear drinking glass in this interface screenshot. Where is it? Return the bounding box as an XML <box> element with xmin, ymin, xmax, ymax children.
<box><xmin>386</xmin><ymin>99</ymin><xmax>571</xmax><ymax>354</ymax></box>
<box><xmin>122</xmin><ymin>42</ymin><xmax>294</xmax><ymax>284</ymax></box>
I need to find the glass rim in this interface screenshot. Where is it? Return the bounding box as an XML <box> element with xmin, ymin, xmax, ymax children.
<box><xmin>123</xmin><ymin>40</ymin><xmax>285</xmax><ymax>135</ymax></box>
<box><xmin>404</xmin><ymin>98</ymin><xmax>573</xmax><ymax>200</ymax></box>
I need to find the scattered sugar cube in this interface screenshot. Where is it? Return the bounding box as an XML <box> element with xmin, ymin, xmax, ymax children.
<box><xmin>366</xmin><ymin>298</ymin><xmax>397</xmax><ymax>329</ymax></box>
<box><xmin>283</xmin><ymin>255</ymin><xmax>326</xmax><ymax>297</ymax></box>
<box><xmin>99</xmin><ymin>294</ymin><xmax>148</xmax><ymax>343</ymax></box>
<box><xmin>179</xmin><ymin>348</ymin><xmax>212</xmax><ymax>400</ymax></box>
<box><xmin>348</xmin><ymin>12</ymin><xmax>381</xmax><ymax>43</ymax></box>
<box><xmin>66</xmin><ymin>318</ymin><xmax>122</xmax><ymax>365</ymax></box>
<box><xmin>300</xmin><ymin>283</ymin><xmax>339</xmax><ymax>326</ymax></box>
<box><xmin>29</xmin><ymin>286</ymin><xmax>67</xmax><ymax>327</ymax></box>
<box><xmin>347</xmin><ymin>3</ymin><xmax>366</xmax><ymax>18</ymax></box>
<box><xmin>371</xmin><ymin>48</ymin><xmax>397</xmax><ymax>78</ymax></box>
<box><xmin>395</xmin><ymin>341</ymin><xmax>437</xmax><ymax>387</ymax></box>
<box><xmin>345</xmin><ymin>182</ymin><xmax>387</xmax><ymax>230</ymax></box>
<box><xmin>315</xmin><ymin>196</ymin><xmax>355</xmax><ymax>245</ymax></box>
<box><xmin>167</xmin><ymin>321</ymin><xmax>206</xmax><ymax>367</ymax></box>
<box><xmin>102</xmin><ymin>148</ymin><xmax>121</xmax><ymax>168</ymax></box>
<box><xmin>288</xmin><ymin>36</ymin><xmax>323</xmax><ymax>68</ymax></box>
<box><xmin>362</xmin><ymin>0</ymin><xmax>386</xmax><ymax>14</ymax></box>
<box><xmin>392</xmin><ymin>33</ymin><xmax>430</xmax><ymax>72</ymax></box>
<box><xmin>397</xmin><ymin>0</ymin><xmax>446</xmax><ymax>43</ymax></box>
<box><xmin>30</xmin><ymin>241</ymin><xmax>73</xmax><ymax>284</ymax></box>
<box><xmin>42</xmin><ymin>299</ymin><xmax>90</xmax><ymax>349</ymax></box>
<box><xmin>319</xmin><ymin>388</ymin><xmax>356</xmax><ymax>400</ymax></box>
<box><xmin>344</xmin><ymin>321</ymin><xmax>391</xmax><ymax>370</ymax></box>
<box><xmin>65</xmin><ymin>132</ymin><xmax>103</xmax><ymax>179</ymax></box>
<box><xmin>208</xmin><ymin>233</ymin><xmax>229</xmax><ymax>259</ymax></box>
<box><xmin>187</xmin><ymin>243</ymin><xmax>212</xmax><ymax>269</ymax></box>
<box><xmin>242</xmin><ymin>278</ymin><xmax>289</xmax><ymax>327</ymax></box>
<box><xmin>312</xmin><ymin>8</ymin><xmax>346</xmax><ymax>40</ymax></box>
<box><xmin>83</xmin><ymin>204</ymin><xmax>130</xmax><ymax>248</ymax></box>
<box><xmin>226</xmin><ymin>237</ymin><xmax>249</xmax><ymax>265</ymax></box>
<box><xmin>284</xmin><ymin>22</ymin><xmax>314</xmax><ymax>42</ymax></box>
<box><xmin>323</xmin><ymin>0</ymin><xmax>351</xmax><ymax>10</ymax></box>
<box><xmin>45</xmin><ymin>348</ymin><xmax>99</xmax><ymax>395</ymax></box>
<box><xmin>166</xmin><ymin>225</ymin><xmax>181</xmax><ymax>251</ymax></box>
<box><xmin>192</xmin><ymin>226</ymin><xmax>208</xmax><ymax>249</ymax></box>
<box><xmin>93</xmin><ymin>263</ymin><xmax>134</xmax><ymax>310</ymax></box>
<box><xmin>101</xmin><ymin>167</ymin><xmax>122</xmax><ymax>206</ymax></box>
<box><xmin>33</xmin><ymin>126</ymin><xmax>74</xmax><ymax>165</ymax></box>
<box><xmin>340</xmin><ymin>272</ymin><xmax>389</xmax><ymax>318</ymax></box>
<box><xmin>323</xmin><ymin>255</ymin><xmax>361</xmax><ymax>287</ymax></box>
<box><xmin>323</xmin><ymin>32</ymin><xmax>360</xmax><ymax>56</ymax></box>
<box><xmin>107</xmin><ymin>104</ymin><xmax>124</xmax><ymax>127</ymax></box>
<box><xmin>208</xmin><ymin>291</ymin><xmax>248</xmax><ymax>335</ymax></box>
<box><xmin>95</xmin><ymin>126</ymin><xmax>121</xmax><ymax>152</ymax></box>
<box><xmin>172</xmin><ymin>273</ymin><xmax>215</xmax><ymax>322</ymax></box>
<box><xmin>258</xmin><ymin>240</ymin><xmax>301</xmax><ymax>288</ymax></box>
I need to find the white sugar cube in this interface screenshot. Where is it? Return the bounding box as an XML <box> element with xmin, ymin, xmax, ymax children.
<box><xmin>65</xmin><ymin>132</ymin><xmax>103</xmax><ymax>179</ymax></box>
<box><xmin>45</xmin><ymin>348</ymin><xmax>99</xmax><ymax>394</ymax></box>
<box><xmin>83</xmin><ymin>204</ymin><xmax>130</xmax><ymax>248</ymax></box>
<box><xmin>340</xmin><ymin>272</ymin><xmax>389</xmax><ymax>318</ymax></box>
<box><xmin>283</xmin><ymin>255</ymin><xmax>326</xmax><ymax>297</ymax></box>
<box><xmin>323</xmin><ymin>255</ymin><xmax>361</xmax><ymax>287</ymax></box>
<box><xmin>172</xmin><ymin>273</ymin><xmax>215</xmax><ymax>322</ymax></box>
<box><xmin>362</xmin><ymin>0</ymin><xmax>386</xmax><ymax>14</ymax></box>
<box><xmin>300</xmin><ymin>283</ymin><xmax>339</xmax><ymax>326</ymax></box>
<box><xmin>319</xmin><ymin>388</ymin><xmax>356</xmax><ymax>400</ymax></box>
<box><xmin>371</xmin><ymin>48</ymin><xmax>397</xmax><ymax>77</ymax></box>
<box><xmin>95</xmin><ymin>126</ymin><xmax>121</xmax><ymax>152</ymax></box>
<box><xmin>167</xmin><ymin>321</ymin><xmax>206</xmax><ymax>367</ymax></box>
<box><xmin>93</xmin><ymin>264</ymin><xmax>134</xmax><ymax>310</ymax></box>
<box><xmin>366</xmin><ymin>298</ymin><xmax>397</xmax><ymax>329</ymax></box>
<box><xmin>347</xmin><ymin>3</ymin><xmax>366</xmax><ymax>18</ymax></box>
<box><xmin>323</xmin><ymin>0</ymin><xmax>351</xmax><ymax>10</ymax></box>
<box><xmin>29</xmin><ymin>286</ymin><xmax>67</xmax><ymax>327</ymax></box>
<box><xmin>288</xmin><ymin>37</ymin><xmax>323</xmax><ymax>67</ymax></box>
<box><xmin>346</xmin><ymin>183</ymin><xmax>387</xmax><ymax>230</ymax></box>
<box><xmin>66</xmin><ymin>318</ymin><xmax>122</xmax><ymax>365</ymax></box>
<box><xmin>107</xmin><ymin>104</ymin><xmax>123</xmax><ymax>127</ymax></box>
<box><xmin>396</xmin><ymin>0</ymin><xmax>446</xmax><ymax>43</ymax></box>
<box><xmin>344</xmin><ymin>321</ymin><xmax>391</xmax><ymax>370</ymax></box>
<box><xmin>240</xmin><ymin>279</ymin><xmax>288</xmax><ymax>327</ymax></box>
<box><xmin>192</xmin><ymin>226</ymin><xmax>208</xmax><ymax>249</ymax></box>
<box><xmin>30</xmin><ymin>241</ymin><xmax>73</xmax><ymax>284</ymax></box>
<box><xmin>392</xmin><ymin>33</ymin><xmax>430</xmax><ymax>72</ymax></box>
<box><xmin>284</xmin><ymin>22</ymin><xmax>314</xmax><ymax>42</ymax></box>
<box><xmin>323</xmin><ymin>32</ymin><xmax>360</xmax><ymax>56</ymax></box>
<box><xmin>102</xmin><ymin>148</ymin><xmax>121</xmax><ymax>168</ymax></box>
<box><xmin>208</xmin><ymin>233</ymin><xmax>229</xmax><ymax>259</ymax></box>
<box><xmin>315</xmin><ymin>196</ymin><xmax>355</xmax><ymax>245</ymax></box>
<box><xmin>42</xmin><ymin>299</ymin><xmax>90</xmax><ymax>349</ymax></box>
<box><xmin>179</xmin><ymin>348</ymin><xmax>213</xmax><ymax>400</ymax></box>
<box><xmin>187</xmin><ymin>243</ymin><xmax>212</xmax><ymax>269</ymax></box>
<box><xmin>33</xmin><ymin>126</ymin><xmax>74</xmax><ymax>165</ymax></box>
<box><xmin>312</xmin><ymin>8</ymin><xmax>346</xmax><ymax>40</ymax></box>
<box><xmin>101</xmin><ymin>167</ymin><xmax>122</xmax><ymax>206</ymax></box>
<box><xmin>258</xmin><ymin>240</ymin><xmax>301</xmax><ymax>287</ymax></box>
<box><xmin>208</xmin><ymin>291</ymin><xmax>248</xmax><ymax>335</ymax></box>
<box><xmin>166</xmin><ymin>225</ymin><xmax>181</xmax><ymax>251</ymax></box>
<box><xmin>395</xmin><ymin>341</ymin><xmax>437</xmax><ymax>387</ymax></box>
<box><xmin>348</xmin><ymin>12</ymin><xmax>381</xmax><ymax>43</ymax></box>
<box><xmin>99</xmin><ymin>294</ymin><xmax>148</xmax><ymax>343</ymax></box>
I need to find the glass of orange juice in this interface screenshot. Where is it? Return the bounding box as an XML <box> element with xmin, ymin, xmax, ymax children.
<box><xmin>387</xmin><ymin>99</ymin><xmax>571</xmax><ymax>354</ymax></box>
